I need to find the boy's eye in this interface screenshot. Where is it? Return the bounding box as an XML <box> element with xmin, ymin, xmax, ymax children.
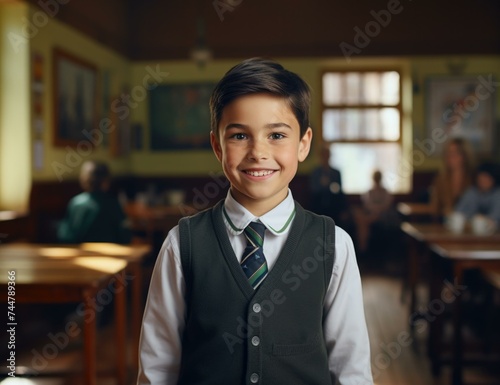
<box><xmin>270</xmin><ymin>133</ymin><xmax>285</xmax><ymax>140</ymax></box>
<box><xmin>229</xmin><ymin>133</ymin><xmax>247</xmax><ymax>140</ymax></box>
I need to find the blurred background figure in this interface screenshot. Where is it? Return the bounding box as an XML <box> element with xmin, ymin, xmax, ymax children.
<box><xmin>58</xmin><ymin>160</ymin><xmax>131</xmax><ymax>244</ymax></box>
<box><xmin>430</xmin><ymin>137</ymin><xmax>475</xmax><ymax>221</ymax></box>
<box><xmin>309</xmin><ymin>145</ymin><xmax>352</xmax><ymax>231</ymax></box>
<box><xmin>455</xmin><ymin>161</ymin><xmax>500</xmax><ymax>228</ymax></box>
<box><xmin>356</xmin><ymin>170</ymin><xmax>400</xmax><ymax>255</ymax></box>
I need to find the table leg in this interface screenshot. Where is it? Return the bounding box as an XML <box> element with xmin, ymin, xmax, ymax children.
<box><xmin>428</xmin><ymin>251</ymin><xmax>444</xmax><ymax>376</ymax></box>
<box><xmin>115</xmin><ymin>270</ymin><xmax>127</xmax><ymax>385</ymax></box>
<box><xmin>83</xmin><ymin>289</ymin><xmax>97</xmax><ymax>385</ymax></box>
<box><xmin>452</xmin><ymin>264</ymin><xmax>464</xmax><ymax>385</ymax></box>
<box><xmin>409</xmin><ymin>245</ymin><xmax>418</xmax><ymax>317</ymax></box>
<box><xmin>408</xmin><ymin>238</ymin><xmax>423</xmax><ymax>335</ymax></box>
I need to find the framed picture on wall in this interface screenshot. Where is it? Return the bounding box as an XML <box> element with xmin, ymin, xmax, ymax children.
<box><xmin>149</xmin><ymin>82</ymin><xmax>216</xmax><ymax>150</ymax></box>
<box><xmin>53</xmin><ymin>48</ymin><xmax>98</xmax><ymax>147</ymax></box>
<box><xmin>426</xmin><ymin>75</ymin><xmax>496</xmax><ymax>156</ymax></box>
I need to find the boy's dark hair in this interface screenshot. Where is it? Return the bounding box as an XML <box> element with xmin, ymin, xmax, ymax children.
<box><xmin>210</xmin><ymin>58</ymin><xmax>311</xmax><ymax>138</ymax></box>
<box><xmin>80</xmin><ymin>160</ymin><xmax>111</xmax><ymax>192</ymax></box>
<box><xmin>476</xmin><ymin>161</ymin><xmax>500</xmax><ymax>186</ymax></box>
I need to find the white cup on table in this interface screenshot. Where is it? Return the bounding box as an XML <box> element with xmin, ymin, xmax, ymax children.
<box><xmin>471</xmin><ymin>214</ymin><xmax>497</xmax><ymax>235</ymax></box>
<box><xmin>445</xmin><ymin>212</ymin><xmax>466</xmax><ymax>234</ymax></box>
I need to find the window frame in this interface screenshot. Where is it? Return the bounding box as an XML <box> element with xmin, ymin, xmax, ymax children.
<box><xmin>320</xmin><ymin>68</ymin><xmax>403</xmax><ymax>145</ymax></box>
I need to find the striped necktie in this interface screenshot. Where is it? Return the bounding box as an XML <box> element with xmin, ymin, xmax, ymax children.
<box><xmin>241</xmin><ymin>222</ymin><xmax>268</xmax><ymax>289</ymax></box>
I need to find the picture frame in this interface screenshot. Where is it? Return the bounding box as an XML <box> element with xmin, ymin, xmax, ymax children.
<box><xmin>426</xmin><ymin>75</ymin><xmax>495</xmax><ymax>156</ymax></box>
<box><xmin>53</xmin><ymin>48</ymin><xmax>98</xmax><ymax>147</ymax></box>
<box><xmin>149</xmin><ymin>82</ymin><xmax>216</xmax><ymax>150</ymax></box>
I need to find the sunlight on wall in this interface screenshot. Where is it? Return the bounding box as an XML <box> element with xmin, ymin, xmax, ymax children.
<box><xmin>0</xmin><ymin>3</ymin><xmax>31</xmax><ymax>211</ymax></box>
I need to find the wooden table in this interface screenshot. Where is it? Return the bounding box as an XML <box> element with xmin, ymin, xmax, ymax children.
<box><xmin>0</xmin><ymin>257</ymin><xmax>127</xmax><ymax>385</ymax></box>
<box><xmin>397</xmin><ymin>202</ymin><xmax>435</xmax><ymax>221</ymax></box>
<box><xmin>428</xmin><ymin>242</ymin><xmax>500</xmax><ymax>385</ymax></box>
<box><xmin>0</xmin><ymin>243</ymin><xmax>151</xmax><ymax>383</ymax></box>
<box><xmin>401</xmin><ymin>222</ymin><xmax>500</xmax><ymax>321</ymax></box>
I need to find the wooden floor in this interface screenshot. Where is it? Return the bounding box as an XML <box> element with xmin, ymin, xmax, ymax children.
<box><xmin>363</xmin><ymin>273</ymin><xmax>500</xmax><ymax>385</ymax></box>
<box><xmin>2</xmin><ymin>271</ymin><xmax>499</xmax><ymax>385</ymax></box>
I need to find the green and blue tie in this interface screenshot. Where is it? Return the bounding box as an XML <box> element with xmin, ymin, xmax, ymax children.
<box><xmin>241</xmin><ymin>222</ymin><xmax>268</xmax><ymax>289</ymax></box>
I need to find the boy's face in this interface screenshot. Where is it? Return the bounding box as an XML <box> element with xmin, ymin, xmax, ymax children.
<box><xmin>477</xmin><ymin>171</ymin><xmax>494</xmax><ymax>192</ymax></box>
<box><xmin>211</xmin><ymin>93</ymin><xmax>312</xmax><ymax>215</ymax></box>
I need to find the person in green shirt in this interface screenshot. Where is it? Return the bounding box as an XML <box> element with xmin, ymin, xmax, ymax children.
<box><xmin>58</xmin><ymin>160</ymin><xmax>131</xmax><ymax>244</ymax></box>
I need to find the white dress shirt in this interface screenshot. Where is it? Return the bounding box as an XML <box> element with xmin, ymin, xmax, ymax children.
<box><xmin>137</xmin><ymin>190</ymin><xmax>373</xmax><ymax>385</ymax></box>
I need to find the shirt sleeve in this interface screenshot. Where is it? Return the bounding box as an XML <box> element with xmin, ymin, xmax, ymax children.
<box><xmin>455</xmin><ymin>188</ymin><xmax>478</xmax><ymax>219</ymax></box>
<box><xmin>324</xmin><ymin>226</ymin><xmax>373</xmax><ymax>385</ymax></box>
<box><xmin>137</xmin><ymin>226</ymin><xmax>185</xmax><ymax>385</ymax></box>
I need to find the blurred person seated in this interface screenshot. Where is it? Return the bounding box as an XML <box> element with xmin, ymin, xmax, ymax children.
<box><xmin>454</xmin><ymin>161</ymin><xmax>500</xmax><ymax>229</ymax></box>
<box><xmin>309</xmin><ymin>145</ymin><xmax>352</xmax><ymax>229</ymax></box>
<box><xmin>430</xmin><ymin>137</ymin><xmax>475</xmax><ymax>221</ymax></box>
<box><xmin>449</xmin><ymin>162</ymin><xmax>500</xmax><ymax>339</ymax></box>
<box><xmin>58</xmin><ymin>160</ymin><xmax>131</xmax><ymax>244</ymax></box>
<box><xmin>356</xmin><ymin>170</ymin><xmax>400</xmax><ymax>254</ymax></box>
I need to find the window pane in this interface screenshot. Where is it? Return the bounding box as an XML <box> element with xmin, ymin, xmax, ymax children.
<box><xmin>380</xmin><ymin>108</ymin><xmax>400</xmax><ymax>140</ymax></box>
<box><xmin>323</xmin><ymin>109</ymin><xmax>368</xmax><ymax>140</ymax></box>
<box><xmin>345</xmin><ymin>72</ymin><xmax>361</xmax><ymax>104</ymax></box>
<box><xmin>345</xmin><ymin>109</ymin><xmax>362</xmax><ymax>139</ymax></box>
<box><xmin>329</xmin><ymin>143</ymin><xmax>409</xmax><ymax>193</ymax></box>
<box><xmin>322</xmin><ymin>73</ymin><xmax>342</xmax><ymax>105</ymax></box>
<box><xmin>322</xmin><ymin>109</ymin><xmax>341</xmax><ymax>141</ymax></box>
<box><xmin>323</xmin><ymin>108</ymin><xmax>400</xmax><ymax>141</ymax></box>
<box><xmin>381</xmin><ymin>71</ymin><xmax>400</xmax><ymax>105</ymax></box>
<box><xmin>363</xmin><ymin>108</ymin><xmax>381</xmax><ymax>140</ymax></box>
<box><xmin>363</xmin><ymin>72</ymin><xmax>381</xmax><ymax>105</ymax></box>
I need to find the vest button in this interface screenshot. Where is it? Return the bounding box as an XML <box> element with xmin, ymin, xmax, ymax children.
<box><xmin>253</xmin><ymin>303</ymin><xmax>261</xmax><ymax>313</ymax></box>
<box><xmin>250</xmin><ymin>373</ymin><xmax>259</xmax><ymax>383</ymax></box>
<box><xmin>251</xmin><ymin>336</ymin><xmax>260</xmax><ymax>346</ymax></box>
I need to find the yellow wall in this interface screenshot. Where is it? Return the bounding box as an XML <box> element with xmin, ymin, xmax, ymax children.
<box><xmin>28</xmin><ymin>5</ymin><xmax>130</xmax><ymax>181</ymax></box>
<box><xmin>0</xmin><ymin>3</ymin><xmax>31</xmax><ymax>211</ymax></box>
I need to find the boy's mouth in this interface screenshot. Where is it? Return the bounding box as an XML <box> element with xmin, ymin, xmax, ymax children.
<box><xmin>243</xmin><ymin>169</ymin><xmax>275</xmax><ymax>177</ymax></box>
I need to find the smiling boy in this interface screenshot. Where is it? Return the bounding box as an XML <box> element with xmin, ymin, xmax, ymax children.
<box><xmin>137</xmin><ymin>58</ymin><xmax>373</xmax><ymax>385</ymax></box>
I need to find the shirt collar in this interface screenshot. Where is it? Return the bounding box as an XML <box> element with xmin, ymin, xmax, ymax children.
<box><xmin>222</xmin><ymin>189</ymin><xmax>296</xmax><ymax>236</ymax></box>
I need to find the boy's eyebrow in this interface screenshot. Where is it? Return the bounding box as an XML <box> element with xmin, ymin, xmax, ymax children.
<box><xmin>264</xmin><ymin>122</ymin><xmax>292</xmax><ymax>130</ymax></box>
<box><xmin>225</xmin><ymin>123</ymin><xmax>248</xmax><ymax>131</ymax></box>
<box><xmin>224</xmin><ymin>122</ymin><xmax>292</xmax><ymax>131</ymax></box>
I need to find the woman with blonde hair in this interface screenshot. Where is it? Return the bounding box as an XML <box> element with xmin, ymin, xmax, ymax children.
<box><xmin>430</xmin><ymin>137</ymin><xmax>475</xmax><ymax>220</ymax></box>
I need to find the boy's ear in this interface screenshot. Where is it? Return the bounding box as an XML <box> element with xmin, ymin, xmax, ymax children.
<box><xmin>210</xmin><ymin>131</ymin><xmax>223</xmax><ymax>162</ymax></box>
<box><xmin>298</xmin><ymin>127</ymin><xmax>313</xmax><ymax>162</ymax></box>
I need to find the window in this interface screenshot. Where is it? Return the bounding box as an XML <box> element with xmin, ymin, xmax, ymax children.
<box><xmin>321</xmin><ymin>70</ymin><xmax>407</xmax><ymax>194</ymax></box>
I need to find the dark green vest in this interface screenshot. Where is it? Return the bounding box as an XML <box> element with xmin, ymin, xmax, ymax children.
<box><xmin>177</xmin><ymin>201</ymin><xmax>335</xmax><ymax>385</ymax></box>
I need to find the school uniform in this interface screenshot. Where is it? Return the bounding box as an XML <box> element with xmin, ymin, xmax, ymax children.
<box><xmin>138</xmin><ymin>190</ymin><xmax>373</xmax><ymax>385</ymax></box>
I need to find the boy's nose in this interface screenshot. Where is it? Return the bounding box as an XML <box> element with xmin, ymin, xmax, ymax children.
<box><xmin>247</xmin><ymin>139</ymin><xmax>269</xmax><ymax>160</ymax></box>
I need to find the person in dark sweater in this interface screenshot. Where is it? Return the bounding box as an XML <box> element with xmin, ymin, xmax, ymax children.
<box><xmin>309</xmin><ymin>145</ymin><xmax>347</xmax><ymax>222</ymax></box>
<box><xmin>58</xmin><ymin>160</ymin><xmax>131</xmax><ymax>244</ymax></box>
<box><xmin>138</xmin><ymin>59</ymin><xmax>373</xmax><ymax>385</ymax></box>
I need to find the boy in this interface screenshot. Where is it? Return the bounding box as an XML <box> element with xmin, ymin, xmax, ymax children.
<box><xmin>455</xmin><ymin>161</ymin><xmax>500</xmax><ymax>225</ymax></box>
<box><xmin>58</xmin><ymin>160</ymin><xmax>131</xmax><ymax>244</ymax></box>
<box><xmin>138</xmin><ymin>58</ymin><xmax>373</xmax><ymax>384</ymax></box>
